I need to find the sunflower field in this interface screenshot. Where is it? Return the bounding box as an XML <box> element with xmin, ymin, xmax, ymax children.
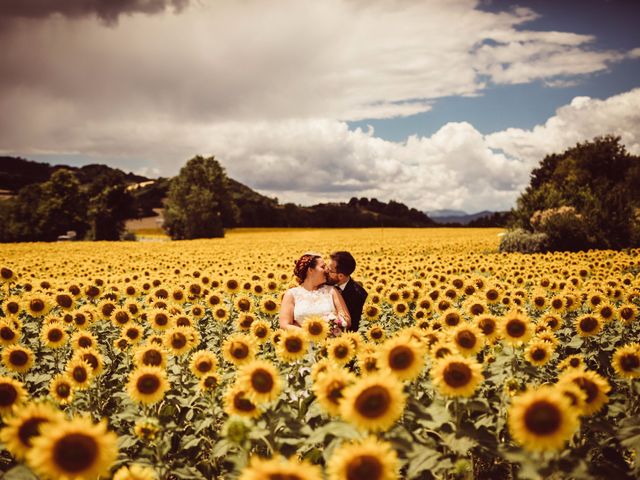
<box><xmin>0</xmin><ymin>228</ymin><xmax>639</xmax><ymax>480</ymax></box>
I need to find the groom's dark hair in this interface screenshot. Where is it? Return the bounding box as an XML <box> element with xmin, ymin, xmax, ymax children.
<box><xmin>330</xmin><ymin>251</ymin><xmax>356</xmax><ymax>276</ymax></box>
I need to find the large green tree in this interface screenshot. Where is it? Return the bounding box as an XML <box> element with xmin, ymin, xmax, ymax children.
<box><xmin>163</xmin><ymin>156</ymin><xmax>239</xmax><ymax>239</ymax></box>
<box><xmin>511</xmin><ymin>135</ymin><xmax>640</xmax><ymax>250</ymax></box>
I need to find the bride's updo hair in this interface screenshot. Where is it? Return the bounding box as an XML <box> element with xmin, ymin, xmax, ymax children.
<box><xmin>293</xmin><ymin>253</ymin><xmax>321</xmax><ymax>284</ymax></box>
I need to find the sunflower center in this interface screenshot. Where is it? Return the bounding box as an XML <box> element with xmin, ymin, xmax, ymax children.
<box><xmin>78</xmin><ymin>337</ymin><xmax>93</xmax><ymax>348</ymax></box>
<box><xmin>56</xmin><ymin>383</ymin><xmax>71</xmax><ymax>398</ymax></box>
<box><xmin>0</xmin><ymin>383</ymin><xmax>18</xmax><ymax>406</ymax></box>
<box><xmin>506</xmin><ymin>320</ymin><xmax>526</xmax><ymax>337</ymax></box>
<box><xmin>155</xmin><ymin>314</ymin><xmax>168</xmax><ymax>326</ymax></box>
<box><xmin>285</xmin><ymin>337</ymin><xmax>302</xmax><ymax>353</ymax></box>
<box><xmin>0</xmin><ymin>326</ymin><xmax>15</xmax><ymax>341</ymax></box>
<box><xmin>53</xmin><ymin>433</ymin><xmax>99</xmax><ymax>473</ymax></box>
<box><xmin>215</xmin><ymin>309</ymin><xmax>227</xmax><ymax>319</ymax></box>
<box><xmin>389</xmin><ymin>346</ymin><xmax>414</xmax><ymax>370</ymax></box>
<box><xmin>620</xmin><ymin>308</ymin><xmax>634</xmax><ymax>321</ymax></box>
<box><xmin>30</xmin><ymin>299</ymin><xmax>45</xmax><ymax>313</ymax></box>
<box><xmin>233</xmin><ymin>393</ymin><xmax>255</xmax><ymax>412</ymax></box>
<box><xmin>470</xmin><ymin>304</ymin><xmax>484</xmax><ymax>315</ymax></box>
<box><xmin>176</xmin><ymin>318</ymin><xmax>190</xmax><ymax>327</ymax></box>
<box><xmin>56</xmin><ymin>295</ymin><xmax>73</xmax><ymax>308</ymax></box>
<box><xmin>7</xmin><ymin>302</ymin><xmax>19</xmax><ymax>314</ymax></box>
<box><xmin>335</xmin><ymin>345</ymin><xmax>350</xmax><ymax>359</ymax></box>
<box><xmin>444</xmin><ymin>313</ymin><xmax>459</xmax><ymax>326</ymax></box>
<box><xmin>551</xmin><ymin>299</ymin><xmax>563</xmax><ymax>309</ymax></box>
<box><xmin>48</xmin><ymin>328</ymin><xmax>63</xmax><ymax>342</ymax></box>
<box><xmin>264</xmin><ymin>300</ymin><xmax>276</xmax><ymax>311</ymax></box>
<box><xmin>126</xmin><ymin>329</ymin><xmax>139</xmax><ymax>340</ymax></box>
<box><xmin>238</xmin><ymin>300</ymin><xmax>251</xmax><ymax>311</ymax></box>
<box><xmin>600</xmin><ymin>307</ymin><xmax>612</xmax><ymax>318</ymax></box>
<box><xmin>197</xmin><ymin>360</ymin><xmax>212</xmax><ymax>373</ymax></box>
<box><xmin>309</xmin><ymin>322</ymin><xmax>323</xmax><ymax>335</ymax></box>
<box><xmin>251</xmin><ymin>368</ymin><xmax>274</xmax><ymax>393</ymax></box>
<box><xmin>346</xmin><ymin>455</ymin><xmax>383</xmax><ymax>480</ymax></box>
<box><xmin>534</xmin><ymin>297</ymin><xmax>545</xmax><ymax>307</ymax></box>
<box><xmin>85</xmin><ymin>286</ymin><xmax>100</xmax><ymax>297</ymax></box>
<box><xmin>523</xmin><ymin>400</ymin><xmax>562</xmax><ymax>435</ymax></box>
<box><xmin>531</xmin><ymin>348</ymin><xmax>547</xmax><ymax>361</ymax></box>
<box><xmin>620</xmin><ymin>353</ymin><xmax>640</xmax><ymax>372</ymax></box>
<box><xmin>73</xmin><ymin>366</ymin><xmax>88</xmax><ymax>383</ymax></box>
<box><xmin>443</xmin><ymin>362</ymin><xmax>472</xmax><ymax>388</ymax></box>
<box><xmin>579</xmin><ymin>316</ymin><xmax>598</xmax><ymax>332</ymax></box>
<box><xmin>137</xmin><ymin>374</ymin><xmax>161</xmax><ymax>394</ymax></box>
<box><xmin>82</xmin><ymin>354</ymin><xmax>99</xmax><ymax>371</ymax></box>
<box><xmin>171</xmin><ymin>333</ymin><xmax>187</xmax><ymax>349</ymax></box>
<box><xmin>18</xmin><ymin>417</ymin><xmax>48</xmax><ymax>447</ymax></box>
<box><xmin>487</xmin><ymin>290</ymin><xmax>499</xmax><ymax>301</ymax></box>
<box><xmin>0</xmin><ymin>267</ymin><xmax>13</xmax><ymax>279</ymax></box>
<box><xmin>478</xmin><ymin>318</ymin><xmax>495</xmax><ymax>335</ymax></box>
<box><xmin>546</xmin><ymin>317</ymin><xmax>559</xmax><ymax>329</ymax></box>
<box><xmin>456</xmin><ymin>331</ymin><xmax>476</xmax><ymax>349</ymax></box>
<box><xmin>115</xmin><ymin>312</ymin><xmax>129</xmax><ymax>324</ymax></box>
<box><xmin>255</xmin><ymin>326</ymin><xmax>268</xmax><ymax>338</ymax></box>
<box><xmin>9</xmin><ymin>350</ymin><xmax>29</xmax><ymax>366</ymax></box>
<box><xmin>371</xmin><ymin>328</ymin><xmax>383</xmax><ymax>339</ymax></box>
<box><xmin>355</xmin><ymin>385</ymin><xmax>391</xmax><ymax>418</ymax></box>
<box><xmin>142</xmin><ymin>350</ymin><xmax>162</xmax><ymax>366</ymax></box>
<box><xmin>231</xmin><ymin>342</ymin><xmax>249</xmax><ymax>359</ymax></box>
<box><xmin>268</xmin><ymin>474</ymin><xmax>303</xmax><ymax>480</ymax></box>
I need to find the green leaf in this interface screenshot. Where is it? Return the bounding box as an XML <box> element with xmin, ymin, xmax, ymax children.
<box><xmin>1</xmin><ymin>465</ymin><xmax>39</xmax><ymax>480</ymax></box>
<box><xmin>406</xmin><ymin>447</ymin><xmax>441</xmax><ymax>478</ymax></box>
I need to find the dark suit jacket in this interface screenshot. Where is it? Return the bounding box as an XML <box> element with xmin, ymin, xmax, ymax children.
<box><xmin>341</xmin><ymin>278</ymin><xmax>368</xmax><ymax>332</ymax></box>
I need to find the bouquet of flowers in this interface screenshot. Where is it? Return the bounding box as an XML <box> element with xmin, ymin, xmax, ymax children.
<box><xmin>325</xmin><ymin>312</ymin><xmax>348</xmax><ymax>337</ymax></box>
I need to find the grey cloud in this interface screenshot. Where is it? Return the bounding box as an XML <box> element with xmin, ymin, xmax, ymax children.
<box><xmin>0</xmin><ymin>0</ymin><xmax>189</xmax><ymax>24</ymax></box>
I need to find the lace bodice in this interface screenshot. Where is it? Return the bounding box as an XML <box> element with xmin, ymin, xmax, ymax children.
<box><xmin>290</xmin><ymin>285</ymin><xmax>336</xmax><ymax>325</ymax></box>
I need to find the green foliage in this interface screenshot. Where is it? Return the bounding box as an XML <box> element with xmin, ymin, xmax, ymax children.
<box><xmin>510</xmin><ymin>135</ymin><xmax>640</xmax><ymax>251</ymax></box>
<box><xmin>499</xmin><ymin>228</ymin><xmax>549</xmax><ymax>253</ymax></box>
<box><xmin>163</xmin><ymin>156</ymin><xmax>239</xmax><ymax>239</ymax></box>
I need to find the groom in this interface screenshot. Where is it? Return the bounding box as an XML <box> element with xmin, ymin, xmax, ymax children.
<box><xmin>325</xmin><ymin>251</ymin><xmax>368</xmax><ymax>332</ymax></box>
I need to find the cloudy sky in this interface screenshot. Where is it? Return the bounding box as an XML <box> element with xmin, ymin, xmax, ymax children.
<box><xmin>1</xmin><ymin>0</ymin><xmax>639</xmax><ymax>213</ymax></box>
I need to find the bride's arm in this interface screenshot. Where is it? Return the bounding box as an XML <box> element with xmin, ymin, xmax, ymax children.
<box><xmin>331</xmin><ymin>288</ymin><xmax>351</xmax><ymax>329</ymax></box>
<box><xmin>279</xmin><ymin>290</ymin><xmax>298</xmax><ymax>329</ymax></box>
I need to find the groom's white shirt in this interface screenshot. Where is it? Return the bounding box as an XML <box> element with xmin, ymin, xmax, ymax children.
<box><xmin>337</xmin><ymin>278</ymin><xmax>350</xmax><ymax>291</ymax></box>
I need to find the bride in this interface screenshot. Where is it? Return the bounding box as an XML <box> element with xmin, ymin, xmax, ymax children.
<box><xmin>279</xmin><ymin>253</ymin><xmax>351</xmax><ymax>333</ymax></box>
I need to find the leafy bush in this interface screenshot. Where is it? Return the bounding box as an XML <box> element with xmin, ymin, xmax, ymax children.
<box><xmin>530</xmin><ymin>206</ymin><xmax>591</xmax><ymax>252</ymax></box>
<box><xmin>499</xmin><ymin>228</ymin><xmax>548</xmax><ymax>253</ymax></box>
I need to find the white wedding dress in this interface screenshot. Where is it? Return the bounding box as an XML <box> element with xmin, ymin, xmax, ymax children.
<box><xmin>290</xmin><ymin>285</ymin><xmax>336</xmax><ymax>327</ymax></box>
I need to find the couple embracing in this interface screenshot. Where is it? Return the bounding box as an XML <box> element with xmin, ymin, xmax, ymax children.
<box><xmin>279</xmin><ymin>251</ymin><xmax>368</xmax><ymax>336</ymax></box>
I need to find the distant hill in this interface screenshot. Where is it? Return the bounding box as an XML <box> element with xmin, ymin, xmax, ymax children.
<box><xmin>428</xmin><ymin>210</ymin><xmax>495</xmax><ymax>225</ymax></box>
<box><xmin>0</xmin><ymin>156</ymin><xmax>436</xmax><ymax>228</ymax></box>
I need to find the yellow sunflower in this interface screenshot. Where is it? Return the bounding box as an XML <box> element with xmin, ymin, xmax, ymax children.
<box><xmin>65</xmin><ymin>358</ymin><xmax>94</xmax><ymax>390</ymax></box>
<box><xmin>123</xmin><ymin>324</ymin><xmax>144</xmax><ymax>344</ymax></box>
<box><xmin>392</xmin><ymin>301</ymin><xmax>410</xmax><ymax>318</ymax></box>
<box><xmin>327</xmin><ymin>337</ymin><xmax>357</xmax><ymax>367</ymax></box>
<box><xmin>557</xmin><ymin>354</ymin><xmax>585</xmax><ymax>372</ymax></box>
<box><xmin>164</xmin><ymin>326</ymin><xmax>198</xmax><ymax>356</ymax></box>
<box><xmin>223</xmin><ymin>385</ymin><xmax>261</xmax><ymax>419</ymax></box>
<box><xmin>431</xmin><ymin>354</ymin><xmax>483</xmax><ymax>398</ymax></box>
<box><xmin>27</xmin><ymin>416</ymin><xmax>118</xmax><ymax>480</ymax></box>
<box><xmin>540</xmin><ymin>313</ymin><xmax>562</xmax><ymax>331</ymax></box>
<box><xmin>259</xmin><ymin>296</ymin><xmax>280</xmax><ymax>316</ymax></box>
<box><xmin>111</xmin><ymin>308</ymin><xmax>133</xmax><ymax>328</ymax></box>
<box><xmin>0</xmin><ymin>402</ymin><xmax>64</xmax><ymax>460</ymax></box>
<box><xmin>3</xmin><ymin>296</ymin><xmax>22</xmax><ymax>316</ymax></box>
<box><xmin>236</xmin><ymin>313</ymin><xmax>257</xmax><ymax>331</ymax></box>
<box><xmin>41</xmin><ymin>322</ymin><xmax>68</xmax><ymax>349</ymax></box>
<box><xmin>363</xmin><ymin>304</ymin><xmax>381</xmax><ymax>322</ymax></box>
<box><xmin>234</xmin><ymin>295</ymin><xmax>254</xmax><ymax>314</ymax></box>
<box><xmin>358</xmin><ymin>352</ymin><xmax>381</xmax><ymax>376</ymax></box>
<box><xmin>49</xmin><ymin>375</ymin><xmax>74</xmax><ymax>405</ymax></box>
<box><xmin>148</xmin><ymin>309</ymin><xmax>173</xmax><ymax>331</ymax></box>
<box><xmin>250</xmin><ymin>319</ymin><xmax>272</xmax><ymax>344</ymax></box>
<box><xmin>127</xmin><ymin>366</ymin><xmax>170</xmax><ymax>405</ymax></box>
<box><xmin>198</xmin><ymin>372</ymin><xmax>222</xmax><ymax>394</ymax></box>
<box><xmin>2</xmin><ymin>344</ymin><xmax>35</xmax><ymax>374</ymax></box>
<box><xmin>440</xmin><ymin>308</ymin><xmax>462</xmax><ymax>328</ymax></box>
<box><xmin>499</xmin><ymin>311</ymin><xmax>533</xmax><ymax>345</ymax></box>
<box><xmin>71</xmin><ymin>331</ymin><xmax>97</xmax><ymax>350</ymax></box>
<box><xmin>113</xmin><ymin>464</ymin><xmax>158</xmax><ymax>480</ymax></box>
<box><xmin>303</xmin><ymin>316</ymin><xmax>329</xmax><ymax>343</ymax></box>
<box><xmin>310</xmin><ymin>358</ymin><xmax>334</xmax><ymax>383</ymax></box>
<box><xmin>222</xmin><ymin>334</ymin><xmax>257</xmax><ymax>366</ymax></box>
<box><xmin>575</xmin><ymin>314</ymin><xmax>602</xmax><ymax>337</ymax></box>
<box><xmin>24</xmin><ymin>294</ymin><xmax>51</xmax><ymax>317</ymax></box>
<box><xmin>327</xmin><ymin>436</ymin><xmax>399</xmax><ymax>480</ymax></box>
<box><xmin>508</xmin><ymin>385</ymin><xmax>579</xmax><ymax>452</ymax></box>
<box><xmin>377</xmin><ymin>336</ymin><xmax>425</xmax><ymax>381</ymax></box>
<box><xmin>559</xmin><ymin>369</ymin><xmax>611</xmax><ymax>416</ymax></box>
<box><xmin>275</xmin><ymin>330</ymin><xmax>308</xmax><ymax>363</ymax></box>
<box><xmin>450</xmin><ymin>323</ymin><xmax>485</xmax><ymax>357</ymax></box>
<box><xmin>0</xmin><ymin>320</ymin><xmax>19</xmax><ymax>346</ymax></box>
<box><xmin>340</xmin><ymin>374</ymin><xmax>406</xmax><ymax>432</ymax></box>
<box><xmin>556</xmin><ymin>381</ymin><xmax>587</xmax><ymax>414</ymax></box>
<box><xmin>617</xmin><ymin>304</ymin><xmax>637</xmax><ymax>324</ymax></box>
<box><xmin>475</xmin><ymin>315</ymin><xmax>499</xmax><ymax>343</ymax></box>
<box><xmin>237</xmin><ymin>360</ymin><xmax>283</xmax><ymax>404</ymax></box>
<box><xmin>312</xmin><ymin>368</ymin><xmax>356</xmax><ymax>417</ymax></box>
<box><xmin>54</xmin><ymin>293</ymin><xmax>75</xmax><ymax>312</ymax></box>
<box><xmin>0</xmin><ymin>376</ymin><xmax>28</xmax><ymax>416</ymax></box>
<box><xmin>611</xmin><ymin>344</ymin><xmax>640</xmax><ymax>379</ymax></box>
<box><xmin>189</xmin><ymin>350</ymin><xmax>219</xmax><ymax>378</ymax></box>
<box><xmin>367</xmin><ymin>325</ymin><xmax>386</xmax><ymax>343</ymax></box>
<box><xmin>524</xmin><ymin>340</ymin><xmax>553</xmax><ymax>367</ymax></box>
<box><xmin>239</xmin><ymin>456</ymin><xmax>322</xmax><ymax>480</ymax></box>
